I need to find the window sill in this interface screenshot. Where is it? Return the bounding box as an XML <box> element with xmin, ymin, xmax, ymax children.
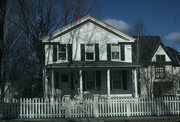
<box><xmin>85</xmin><ymin>59</ymin><xmax>95</xmax><ymax>61</ymax></box>
<box><xmin>55</xmin><ymin>60</ymin><xmax>68</xmax><ymax>63</ymax></box>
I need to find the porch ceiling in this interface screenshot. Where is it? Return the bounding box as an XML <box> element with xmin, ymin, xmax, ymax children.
<box><xmin>46</xmin><ymin>61</ymin><xmax>141</xmax><ymax>69</ymax></box>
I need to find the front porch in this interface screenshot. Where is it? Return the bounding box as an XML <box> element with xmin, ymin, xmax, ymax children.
<box><xmin>44</xmin><ymin>61</ymin><xmax>139</xmax><ymax>98</ymax></box>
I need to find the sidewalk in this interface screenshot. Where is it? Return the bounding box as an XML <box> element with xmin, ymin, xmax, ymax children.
<box><xmin>1</xmin><ymin>116</ymin><xmax>180</xmax><ymax>122</ymax></box>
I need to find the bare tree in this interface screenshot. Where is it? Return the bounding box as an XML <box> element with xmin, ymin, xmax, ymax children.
<box><xmin>0</xmin><ymin>0</ymin><xmax>7</xmax><ymax>98</ymax></box>
<box><xmin>132</xmin><ymin>21</ymin><xmax>147</xmax><ymax>36</ymax></box>
<box><xmin>140</xmin><ymin>65</ymin><xmax>180</xmax><ymax>97</ymax></box>
<box><xmin>7</xmin><ymin>0</ymin><xmax>100</xmax><ymax>97</ymax></box>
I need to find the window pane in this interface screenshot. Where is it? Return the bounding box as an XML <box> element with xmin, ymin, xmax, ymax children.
<box><xmin>86</xmin><ymin>72</ymin><xmax>95</xmax><ymax>90</ymax></box>
<box><xmin>112</xmin><ymin>71</ymin><xmax>121</xmax><ymax>89</ymax></box>
<box><xmin>86</xmin><ymin>44</ymin><xmax>94</xmax><ymax>52</ymax></box>
<box><xmin>111</xmin><ymin>44</ymin><xmax>119</xmax><ymax>52</ymax></box>
<box><xmin>59</xmin><ymin>53</ymin><xmax>66</xmax><ymax>60</ymax></box>
<box><xmin>155</xmin><ymin>66</ymin><xmax>165</xmax><ymax>79</ymax></box>
<box><xmin>59</xmin><ymin>44</ymin><xmax>66</xmax><ymax>51</ymax></box>
<box><xmin>58</xmin><ymin>44</ymin><xmax>66</xmax><ymax>60</ymax></box>
<box><xmin>86</xmin><ymin>53</ymin><xmax>94</xmax><ymax>60</ymax></box>
<box><xmin>112</xmin><ymin>52</ymin><xmax>119</xmax><ymax>59</ymax></box>
<box><xmin>111</xmin><ymin>44</ymin><xmax>120</xmax><ymax>60</ymax></box>
<box><xmin>156</xmin><ymin>55</ymin><xmax>165</xmax><ymax>62</ymax></box>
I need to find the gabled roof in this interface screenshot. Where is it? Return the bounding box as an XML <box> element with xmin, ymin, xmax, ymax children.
<box><xmin>133</xmin><ymin>36</ymin><xmax>161</xmax><ymax>65</ymax></box>
<box><xmin>166</xmin><ymin>46</ymin><xmax>180</xmax><ymax>66</ymax></box>
<box><xmin>133</xmin><ymin>36</ymin><xmax>179</xmax><ymax>66</ymax></box>
<box><xmin>42</xmin><ymin>15</ymin><xmax>135</xmax><ymax>42</ymax></box>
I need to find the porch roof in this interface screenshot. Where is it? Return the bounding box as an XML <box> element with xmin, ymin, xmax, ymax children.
<box><xmin>46</xmin><ymin>61</ymin><xmax>141</xmax><ymax>69</ymax></box>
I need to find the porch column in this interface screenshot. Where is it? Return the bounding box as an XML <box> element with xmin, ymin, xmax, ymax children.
<box><xmin>133</xmin><ymin>69</ymin><xmax>138</xmax><ymax>98</ymax></box>
<box><xmin>107</xmin><ymin>69</ymin><xmax>110</xmax><ymax>97</ymax></box>
<box><xmin>51</xmin><ymin>70</ymin><xmax>55</xmax><ymax>97</ymax></box>
<box><xmin>43</xmin><ymin>68</ymin><xmax>47</xmax><ymax>98</ymax></box>
<box><xmin>79</xmin><ymin>70</ymin><xmax>83</xmax><ymax>97</ymax></box>
<box><xmin>44</xmin><ymin>71</ymin><xmax>48</xmax><ymax>98</ymax></box>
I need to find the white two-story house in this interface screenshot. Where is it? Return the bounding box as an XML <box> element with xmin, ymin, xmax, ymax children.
<box><xmin>42</xmin><ymin>16</ymin><xmax>140</xmax><ymax>98</ymax></box>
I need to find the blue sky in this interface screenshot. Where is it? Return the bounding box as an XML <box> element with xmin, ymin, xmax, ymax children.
<box><xmin>100</xmin><ymin>0</ymin><xmax>180</xmax><ymax>51</ymax></box>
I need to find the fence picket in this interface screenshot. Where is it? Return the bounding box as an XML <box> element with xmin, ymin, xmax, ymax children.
<box><xmin>0</xmin><ymin>96</ymin><xmax>180</xmax><ymax>119</ymax></box>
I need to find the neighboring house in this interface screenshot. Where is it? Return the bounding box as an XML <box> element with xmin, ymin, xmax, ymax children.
<box><xmin>42</xmin><ymin>16</ymin><xmax>140</xmax><ymax>98</ymax></box>
<box><xmin>133</xmin><ymin>36</ymin><xmax>180</xmax><ymax>97</ymax></box>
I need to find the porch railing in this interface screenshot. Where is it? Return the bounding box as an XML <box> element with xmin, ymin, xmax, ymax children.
<box><xmin>0</xmin><ymin>96</ymin><xmax>180</xmax><ymax>119</ymax></box>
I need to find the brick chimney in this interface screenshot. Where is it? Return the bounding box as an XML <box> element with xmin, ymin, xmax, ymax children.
<box><xmin>75</xmin><ymin>15</ymin><xmax>83</xmax><ymax>20</ymax></box>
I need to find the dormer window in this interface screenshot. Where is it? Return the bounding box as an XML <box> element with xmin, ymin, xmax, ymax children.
<box><xmin>111</xmin><ymin>44</ymin><xmax>120</xmax><ymax>60</ymax></box>
<box><xmin>58</xmin><ymin>44</ymin><xmax>67</xmax><ymax>60</ymax></box>
<box><xmin>85</xmin><ymin>44</ymin><xmax>95</xmax><ymax>60</ymax></box>
<box><xmin>156</xmin><ymin>55</ymin><xmax>165</xmax><ymax>62</ymax></box>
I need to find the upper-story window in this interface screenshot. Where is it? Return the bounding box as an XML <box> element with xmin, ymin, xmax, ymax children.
<box><xmin>107</xmin><ymin>44</ymin><xmax>125</xmax><ymax>61</ymax></box>
<box><xmin>155</xmin><ymin>66</ymin><xmax>165</xmax><ymax>79</ymax></box>
<box><xmin>111</xmin><ymin>44</ymin><xmax>120</xmax><ymax>60</ymax></box>
<box><xmin>58</xmin><ymin>44</ymin><xmax>67</xmax><ymax>60</ymax></box>
<box><xmin>156</xmin><ymin>55</ymin><xmax>165</xmax><ymax>62</ymax></box>
<box><xmin>85</xmin><ymin>44</ymin><xmax>95</xmax><ymax>61</ymax></box>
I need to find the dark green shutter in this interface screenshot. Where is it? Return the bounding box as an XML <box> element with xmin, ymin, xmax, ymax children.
<box><xmin>122</xmin><ymin>70</ymin><xmax>127</xmax><ymax>90</ymax></box>
<box><xmin>96</xmin><ymin>71</ymin><xmax>101</xmax><ymax>88</ymax></box>
<box><xmin>68</xmin><ymin>44</ymin><xmax>72</xmax><ymax>61</ymax></box>
<box><xmin>55</xmin><ymin>73</ymin><xmax>59</xmax><ymax>89</ymax></box>
<box><xmin>95</xmin><ymin>44</ymin><xmax>99</xmax><ymax>61</ymax></box>
<box><xmin>71</xmin><ymin>73</ymin><xmax>74</xmax><ymax>90</ymax></box>
<box><xmin>53</xmin><ymin>45</ymin><xmax>57</xmax><ymax>61</ymax></box>
<box><xmin>121</xmin><ymin>44</ymin><xmax>125</xmax><ymax>61</ymax></box>
<box><xmin>107</xmin><ymin>44</ymin><xmax>111</xmax><ymax>61</ymax></box>
<box><xmin>81</xmin><ymin>44</ymin><xmax>85</xmax><ymax>61</ymax></box>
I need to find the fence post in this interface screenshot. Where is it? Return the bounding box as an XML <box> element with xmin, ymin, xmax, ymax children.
<box><xmin>64</xmin><ymin>95</ymin><xmax>71</xmax><ymax>118</ymax></box>
<box><xmin>127</xmin><ymin>100</ymin><xmax>131</xmax><ymax>117</ymax></box>
<box><xmin>93</xmin><ymin>96</ymin><xmax>99</xmax><ymax>118</ymax></box>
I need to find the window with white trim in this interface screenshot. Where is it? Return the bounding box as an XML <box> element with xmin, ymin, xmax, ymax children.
<box><xmin>111</xmin><ymin>44</ymin><xmax>120</xmax><ymax>60</ymax></box>
<box><xmin>85</xmin><ymin>71</ymin><xmax>96</xmax><ymax>90</ymax></box>
<box><xmin>58</xmin><ymin>44</ymin><xmax>67</xmax><ymax>60</ymax></box>
<box><xmin>85</xmin><ymin>44</ymin><xmax>95</xmax><ymax>60</ymax></box>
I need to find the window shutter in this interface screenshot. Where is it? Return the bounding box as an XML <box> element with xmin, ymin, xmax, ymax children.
<box><xmin>95</xmin><ymin>44</ymin><xmax>99</xmax><ymax>61</ymax></box>
<box><xmin>96</xmin><ymin>71</ymin><xmax>101</xmax><ymax>88</ymax></box>
<box><xmin>68</xmin><ymin>44</ymin><xmax>72</xmax><ymax>61</ymax></box>
<box><xmin>55</xmin><ymin>73</ymin><xmax>59</xmax><ymax>89</ymax></box>
<box><xmin>71</xmin><ymin>73</ymin><xmax>74</xmax><ymax>90</ymax></box>
<box><xmin>122</xmin><ymin>70</ymin><xmax>127</xmax><ymax>90</ymax></box>
<box><xmin>53</xmin><ymin>45</ymin><xmax>57</xmax><ymax>62</ymax></box>
<box><xmin>107</xmin><ymin>44</ymin><xmax>111</xmax><ymax>61</ymax></box>
<box><xmin>81</xmin><ymin>44</ymin><xmax>85</xmax><ymax>61</ymax></box>
<box><xmin>120</xmin><ymin>44</ymin><xmax>125</xmax><ymax>61</ymax></box>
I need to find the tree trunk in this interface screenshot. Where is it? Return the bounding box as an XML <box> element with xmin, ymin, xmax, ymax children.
<box><xmin>0</xmin><ymin>0</ymin><xmax>6</xmax><ymax>98</ymax></box>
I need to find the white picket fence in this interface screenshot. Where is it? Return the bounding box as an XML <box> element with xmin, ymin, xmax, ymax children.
<box><xmin>0</xmin><ymin>96</ymin><xmax>180</xmax><ymax>119</ymax></box>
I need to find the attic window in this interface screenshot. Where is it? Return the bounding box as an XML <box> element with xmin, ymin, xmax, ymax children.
<box><xmin>156</xmin><ymin>55</ymin><xmax>165</xmax><ymax>62</ymax></box>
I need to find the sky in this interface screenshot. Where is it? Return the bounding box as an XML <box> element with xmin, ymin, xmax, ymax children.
<box><xmin>100</xmin><ymin>0</ymin><xmax>180</xmax><ymax>51</ymax></box>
